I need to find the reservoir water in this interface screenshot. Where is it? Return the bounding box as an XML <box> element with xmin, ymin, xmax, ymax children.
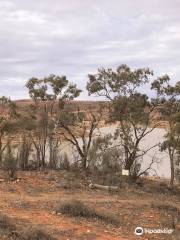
<box><xmin>60</xmin><ymin>125</ymin><xmax>171</xmax><ymax>179</ymax></box>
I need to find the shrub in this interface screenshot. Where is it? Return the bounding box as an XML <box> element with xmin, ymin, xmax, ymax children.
<box><xmin>3</xmin><ymin>140</ymin><xmax>17</xmax><ymax>179</ymax></box>
<box><xmin>0</xmin><ymin>214</ymin><xmax>15</xmax><ymax>232</ymax></box>
<box><xmin>96</xmin><ymin>212</ymin><xmax>120</xmax><ymax>226</ymax></box>
<box><xmin>19</xmin><ymin>226</ymin><xmax>54</xmax><ymax>240</ymax></box>
<box><xmin>56</xmin><ymin>200</ymin><xmax>96</xmax><ymax>218</ymax></box>
<box><xmin>18</xmin><ymin>134</ymin><xmax>32</xmax><ymax>170</ymax></box>
<box><xmin>91</xmin><ymin>171</ymin><xmax>122</xmax><ymax>186</ymax></box>
<box><xmin>0</xmin><ymin>214</ymin><xmax>55</xmax><ymax>240</ymax></box>
<box><xmin>59</xmin><ymin>153</ymin><xmax>70</xmax><ymax>170</ymax></box>
<box><xmin>56</xmin><ymin>200</ymin><xmax>119</xmax><ymax>226</ymax></box>
<box><xmin>151</xmin><ymin>203</ymin><xmax>180</xmax><ymax>214</ymax></box>
<box><xmin>88</xmin><ymin>136</ymin><xmax>123</xmax><ymax>174</ymax></box>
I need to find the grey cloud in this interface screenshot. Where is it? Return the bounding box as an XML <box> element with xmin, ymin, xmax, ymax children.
<box><xmin>0</xmin><ymin>0</ymin><xmax>180</xmax><ymax>99</ymax></box>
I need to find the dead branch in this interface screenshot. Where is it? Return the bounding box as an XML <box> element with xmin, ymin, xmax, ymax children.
<box><xmin>89</xmin><ymin>182</ymin><xmax>118</xmax><ymax>191</ymax></box>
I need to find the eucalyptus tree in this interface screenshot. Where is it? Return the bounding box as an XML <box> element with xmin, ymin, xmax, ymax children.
<box><xmin>87</xmin><ymin>64</ymin><xmax>160</xmax><ymax>180</ymax></box>
<box><xmin>57</xmin><ymin>109</ymin><xmax>102</xmax><ymax>172</ymax></box>
<box><xmin>151</xmin><ymin>75</ymin><xmax>180</xmax><ymax>186</ymax></box>
<box><xmin>25</xmin><ymin>75</ymin><xmax>81</xmax><ymax>168</ymax></box>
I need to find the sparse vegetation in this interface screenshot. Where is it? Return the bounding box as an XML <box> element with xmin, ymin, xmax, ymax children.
<box><xmin>59</xmin><ymin>153</ymin><xmax>70</xmax><ymax>170</ymax></box>
<box><xmin>19</xmin><ymin>227</ymin><xmax>55</xmax><ymax>240</ymax></box>
<box><xmin>3</xmin><ymin>139</ymin><xmax>17</xmax><ymax>179</ymax></box>
<box><xmin>0</xmin><ymin>170</ymin><xmax>179</xmax><ymax>240</ymax></box>
<box><xmin>152</xmin><ymin>76</ymin><xmax>180</xmax><ymax>187</ymax></box>
<box><xmin>0</xmin><ymin>65</ymin><xmax>179</xmax><ymax>240</ymax></box>
<box><xmin>0</xmin><ymin>214</ymin><xmax>16</xmax><ymax>233</ymax></box>
<box><xmin>151</xmin><ymin>202</ymin><xmax>180</xmax><ymax>214</ymax></box>
<box><xmin>56</xmin><ymin>199</ymin><xmax>120</xmax><ymax>226</ymax></box>
<box><xmin>0</xmin><ymin>213</ymin><xmax>55</xmax><ymax>240</ymax></box>
<box><xmin>56</xmin><ymin>199</ymin><xmax>97</xmax><ymax>217</ymax></box>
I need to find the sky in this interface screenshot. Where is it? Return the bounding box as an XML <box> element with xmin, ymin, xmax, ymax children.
<box><xmin>0</xmin><ymin>0</ymin><xmax>180</xmax><ymax>99</ymax></box>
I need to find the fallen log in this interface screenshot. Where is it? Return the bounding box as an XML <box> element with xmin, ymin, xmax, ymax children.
<box><xmin>89</xmin><ymin>183</ymin><xmax>118</xmax><ymax>191</ymax></box>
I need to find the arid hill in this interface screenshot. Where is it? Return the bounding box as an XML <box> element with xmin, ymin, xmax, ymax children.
<box><xmin>10</xmin><ymin>99</ymin><xmax>163</xmax><ymax>125</ymax></box>
<box><xmin>0</xmin><ymin>170</ymin><xmax>179</xmax><ymax>240</ymax></box>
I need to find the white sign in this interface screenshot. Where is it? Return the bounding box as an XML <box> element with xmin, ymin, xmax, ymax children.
<box><xmin>122</xmin><ymin>169</ymin><xmax>129</xmax><ymax>176</ymax></box>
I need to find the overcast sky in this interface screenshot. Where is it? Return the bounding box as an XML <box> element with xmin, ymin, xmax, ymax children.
<box><xmin>0</xmin><ymin>0</ymin><xmax>180</xmax><ymax>99</ymax></box>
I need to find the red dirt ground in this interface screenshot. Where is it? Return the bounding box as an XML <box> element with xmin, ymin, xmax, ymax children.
<box><xmin>0</xmin><ymin>170</ymin><xmax>179</xmax><ymax>240</ymax></box>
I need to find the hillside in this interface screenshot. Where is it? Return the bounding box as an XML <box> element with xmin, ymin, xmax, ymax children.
<box><xmin>0</xmin><ymin>170</ymin><xmax>179</xmax><ymax>240</ymax></box>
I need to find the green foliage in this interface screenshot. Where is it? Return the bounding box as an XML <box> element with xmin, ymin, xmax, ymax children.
<box><xmin>0</xmin><ymin>119</ymin><xmax>18</xmax><ymax>134</ymax></box>
<box><xmin>58</xmin><ymin>111</ymin><xmax>83</xmax><ymax>126</ymax></box>
<box><xmin>111</xmin><ymin>93</ymin><xmax>150</xmax><ymax>125</ymax></box>
<box><xmin>17</xmin><ymin>115</ymin><xmax>37</xmax><ymax>131</ymax></box>
<box><xmin>24</xmin><ymin>75</ymin><xmax>81</xmax><ymax>169</ymax></box>
<box><xmin>87</xmin><ymin>65</ymin><xmax>159</xmax><ymax>179</ymax></box>
<box><xmin>151</xmin><ymin>75</ymin><xmax>180</xmax><ymax>97</ymax></box>
<box><xmin>0</xmin><ymin>96</ymin><xmax>9</xmax><ymax>106</ymax></box>
<box><xmin>152</xmin><ymin>75</ymin><xmax>180</xmax><ymax>186</ymax></box>
<box><xmin>3</xmin><ymin>140</ymin><xmax>17</xmax><ymax>179</ymax></box>
<box><xmin>88</xmin><ymin>135</ymin><xmax>122</xmax><ymax>172</ymax></box>
<box><xmin>0</xmin><ymin>97</ymin><xmax>19</xmax><ymax>134</ymax></box>
<box><xmin>26</xmin><ymin>74</ymin><xmax>81</xmax><ymax>106</ymax></box>
<box><xmin>87</xmin><ymin>64</ymin><xmax>153</xmax><ymax>99</ymax></box>
<box><xmin>0</xmin><ymin>96</ymin><xmax>19</xmax><ymax>118</ymax></box>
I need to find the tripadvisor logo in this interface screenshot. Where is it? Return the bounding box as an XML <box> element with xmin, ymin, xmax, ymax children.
<box><xmin>134</xmin><ymin>227</ymin><xmax>174</xmax><ymax>236</ymax></box>
<box><xmin>135</xmin><ymin>227</ymin><xmax>143</xmax><ymax>236</ymax></box>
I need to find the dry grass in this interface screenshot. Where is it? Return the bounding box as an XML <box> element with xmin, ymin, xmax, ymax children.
<box><xmin>19</xmin><ymin>226</ymin><xmax>55</xmax><ymax>240</ymax></box>
<box><xmin>0</xmin><ymin>213</ymin><xmax>16</xmax><ymax>237</ymax></box>
<box><xmin>0</xmin><ymin>213</ymin><xmax>55</xmax><ymax>240</ymax></box>
<box><xmin>0</xmin><ymin>170</ymin><xmax>180</xmax><ymax>240</ymax></box>
<box><xmin>56</xmin><ymin>199</ymin><xmax>120</xmax><ymax>226</ymax></box>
